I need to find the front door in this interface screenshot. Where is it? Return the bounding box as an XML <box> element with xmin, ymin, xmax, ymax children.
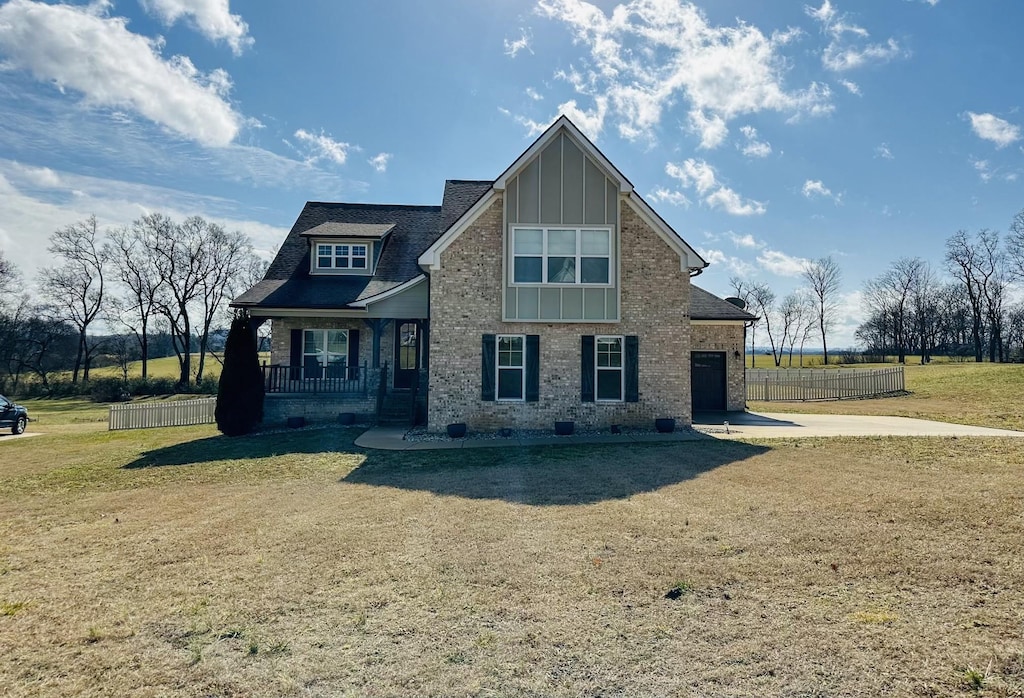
<box><xmin>691</xmin><ymin>351</ymin><xmax>727</xmax><ymax>411</ymax></box>
<box><xmin>394</xmin><ymin>320</ymin><xmax>420</xmax><ymax>390</ymax></box>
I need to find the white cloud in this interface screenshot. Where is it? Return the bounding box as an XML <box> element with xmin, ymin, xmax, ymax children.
<box><xmin>535</xmin><ymin>0</ymin><xmax>833</xmax><ymax>147</ymax></box>
<box><xmin>757</xmin><ymin>248</ymin><xmax>810</xmax><ymax>277</ymax></box>
<box><xmin>802</xmin><ymin>178</ymin><xmax>841</xmax><ymax>203</ymax></box>
<box><xmin>972</xmin><ymin>158</ymin><xmax>993</xmax><ymax>182</ymax></box>
<box><xmin>874</xmin><ymin>143</ymin><xmax>893</xmax><ymax>160</ymax></box>
<box><xmin>525</xmin><ymin>87</ymin><xmax>543</xmax><ymax>101</ymax></box>
<box><xmin>739</xmin><ymin>125</ymin><xmax>772</xmax><ymax>158</ymax></box>
<box><xmin>0</xmin><ymin>0</ymin><xmax>241</xmax><ymax>147</ymax></box>
<box><xmin>504</xmin><ymin>28</ymin><xmax>533</xmax><ymax>57</ymax></box>
<box><xmin>293</xmin><ymin>129</ymin><xmax>351</xmax><ymax>166</ymax></box>
<box><xmin>805</xmin><ymin>1</ymin><xmax>906</xmax><ymax>72</ymax></box>
<box><xmin>966</xmin><ymin>112</ymin><xmax>1021</xmax><ymax>148</ymax></box>
<box><xmin>368</xmin><ymin>152</ymin><xmax>391</xmax><ymax>173</ymax></box>
<box><xmin>727</xmin><ymin>231</ymin><xmax>759</xmax><ymax>248</ymax></box>
<box><xmin>666</xmin><ymin>158</ymin><xmax>766</xmax><ymax>216</ymax></box>
<box><xmin>139</xmin><ymin>0</ymin><xmax>253</xmax><ymax>55</ymax></box>
<box><xmin>698</xmin><ymin>247</ymin><xmax>756</xmax><ymax>276</ymax></box>
<box><xmin>838</xmin><ymin>79</ymin><xmax>861</xmax><ymax>95</ymax></box>
<box><xmin>647</xmin><ymin>187</ymin><xmax>690</xmax><ymax>206</ymax></box>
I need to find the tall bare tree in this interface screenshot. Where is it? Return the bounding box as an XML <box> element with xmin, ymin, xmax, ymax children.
<box><xmin>1007</xmin><ymin>208</ymin><xmax>1024</xmax><ymax>283</ymax></box>
<box><xmin>748</xmin><ymin>282</ymin><xmax>780</xmax><ymax>366</ymax></box>
<box><xmin>40</xmin><ymin>216</ymin><xmax>109</xmax><ymax>382</ymax></box>
<box><xmin>802</xmin><ymin>256</ymin><xmax>842</xmax><ymax>365</ymax></box>
<box><xmin>908</xmin><ymin>260</ymin><xmax>939</xmax><ymax>364</ymax></box>
<box><xmin>107</xmin><ymin>214</ymin><xmax>170</xmax><ymax>378</ymax></box>
<box><xmin>729</xmin><ymin>276</ymin><xmax>759</xmax><ymax>368</ymax></box>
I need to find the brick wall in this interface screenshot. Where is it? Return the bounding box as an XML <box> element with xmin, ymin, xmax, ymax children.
<box><xmin>690</xmin><ymin>323</ymin><xmax>748</xmax><ymax>411</ymax></box>
<box><xmin>427</xmin><ymin>197</ymin><xmax>693</xmax><ymax>432</ymax></box>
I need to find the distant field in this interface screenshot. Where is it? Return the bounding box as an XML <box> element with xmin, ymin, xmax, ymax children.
<box><xmin>748</xmin><ymin>361</ymin><xmax>1024</xmax><ymax>432</ymax></box>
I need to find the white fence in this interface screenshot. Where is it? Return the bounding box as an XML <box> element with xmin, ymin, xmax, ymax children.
<box><xmin>109</xmin><ymin>397</ymin><xmax>217</xmax><ymax>431</ymax></box>
<box><xmin>746</xmin><ymin>367</ymin><xmax>905</xmax><ymax>402</ymax></box>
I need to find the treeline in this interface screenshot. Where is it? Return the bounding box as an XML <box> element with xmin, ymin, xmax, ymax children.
<box><xmin>0</xmin><ymin>214</ymin><xmax>266</xmax><ymax>396</ymax></box>
<box><xmin>729</xmin><ymin>207</ymin><xmax>1024</xmax><ymax>366</ymax></box>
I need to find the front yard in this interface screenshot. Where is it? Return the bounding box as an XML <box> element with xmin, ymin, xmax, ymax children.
<box><xmin>2</xmin><ymin>419</ymin><xmax>1022</xmax><ymax>696</ymax></box>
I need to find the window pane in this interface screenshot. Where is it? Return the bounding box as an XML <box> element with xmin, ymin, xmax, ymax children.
<box><xmin>581</xmin><ymin>230</ymin><xmax>609</xmax><ymax>255</ymax></box>
<box><xmin>327</xmin><ymin>331</ymin><xmax>347</xmax><ymax>363</ymax></box>
<box><xmin>353</xmin><ymin>245</ymin><xmax>367</xmax><ymax>256</ymax></box>
<box><xmin>304</xmin><ymin>330</ymin><xmax>322</xmax><ymax>355</ymax></box>
<box><xmin>317</xmin><ymin>256</ymin><xmax>332</xmax><ymax>268</ymax></box>
<box><xmin>514</xmin><ymin>257</ymin><xmax>542</xmax><ymax>283</ymax></box>
<box><xmin>337</xmin><ymin>245</ymin><xmax>349</xmax><ymax>255</ymax></box>
<box><xmin>514</xmin><ymin>229</ymin><xmax>543</xmax><ymax>254</ymax></box>
<box><xmin>317</xmin><ymin>245</ymin><xmax>331</xmax><ymax>256</ymax></box>
<box><xmin>336</xmin><ymin>257</ymin><xmax>349</xmax><ymax>268</ymax></box>
<box><xmin>548</xmin><ymin>229</ymin><xmax>576</xmax><ymax>255</ymax></box>
<box><xmin>548</xmin><ymin>257</ymin><xmax>576</xmax><ymax>283</ymax></box>
<box><xmin>351</xmin><ymin>257</ymin><xmax>366</xmax><ymax>268</ymax></box>
<box><xmin>498</xmin><ymin>368</ymin><xmax>523</xmax><ymax>399</ymax></box>
<box><xmin>597</xmin><ymin>369</ymin><xmax>622</xmax><ymax>400</ymax></box>
<box><xmin>581</xmin><ymin>257</ymin><xmax>609</xmax><ymax>284</ymax></box>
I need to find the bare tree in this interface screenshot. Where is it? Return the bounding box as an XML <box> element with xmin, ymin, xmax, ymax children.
<box><xmin>107</xmin><ymin>214</ymin><xmax>170</xmax><ymax>378</ymax></box>
<box><xmin>0</xmin><ymin>249</ymin><xmax>17</xmax><ymax>299</ymax></box>
<box><xmin>802</xmin><ymin>256</ymin><xmax>842</xmax><ymax>365</ymax></box>
<box><xmin>908</xmin><ymin>261</ymin><xmax>939</xmax><ymax>364</ymax></box>
<box><xmin>40</xmin><ymin>216</ymin><xmax>109</xmax><ymax>382</ymax></box>
<box><xmin>779</xmin><ymin>291</ymin><xmax>811</xmax><ymax>367</ymax></box>
<box><xmin>945</xmin><ymin>229</ymin><xmax>1005</xmax><ymax>362</ymax></box>
<box><xmin>729</xmin><ymin>276</ymin><xmax>759</xmax><ymax>368</ymax></box>
<box><xmin>748</xmin><ymin>282</ymin><xmax>781</xmax><ymax>366</ymax></box>
<box><xmin>1007</xmin><ymin>208</ymin><xmax>1024</xmax><ymax>283</ymax></box>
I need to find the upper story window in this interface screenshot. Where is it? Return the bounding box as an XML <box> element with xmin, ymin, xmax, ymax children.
<box><xmin>313</xmin><ymin>242</ymin><xmax>371</xmax><ymax>273</ymax></box>
<box><xmin>511</xmin><ymin>227</ymin><xmax>612</xmax><ymax>286</ymax></box>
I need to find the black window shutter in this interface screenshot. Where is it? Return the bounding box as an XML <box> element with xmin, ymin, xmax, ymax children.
<box><xmin>581</xmin><ymin>335</ymin><xmax>595</xmax><ymax>402</ymax></box>
<box><xmin>290</xmin><ymin>329</ymin><xmax>302</xmax><ymax>380</ymax></box>
<box><xmin>525</xmin><ymin>335</ymin><xmax>540</xmax><ymax>402</ymax></box>
<box><xmin>347</xmin><ymin>329</ymin><xmax>360</xmax><ymax>379</ymax></box>
<box><xmin>625</xmin><ymin>335</ymin><xmax>639</xmax><ymax>402</ymax></box>
<box><xmin>481</xmin><ymin>334</ymin><xmax>496</xmax><ymax>401</ymax></box>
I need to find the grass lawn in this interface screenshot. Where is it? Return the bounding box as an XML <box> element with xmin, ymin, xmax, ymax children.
<box><xmin>2</xmin><ymin>412</ymin><xmax>1023</xmax><ymax>695</ymax></box>
<box><xmin>749</xmin><ymin>362</ymin><xmax>1024</xmax><ymax>432</ymax></box>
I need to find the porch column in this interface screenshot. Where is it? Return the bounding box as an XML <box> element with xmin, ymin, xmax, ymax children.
<box><xmin>363</xmin><ymin>318</ymin><xmax>391</xmax><ymax>369</ymax></box>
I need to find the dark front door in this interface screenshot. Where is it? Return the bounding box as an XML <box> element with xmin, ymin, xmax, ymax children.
<box><xmin>394</xmin><ymin>320</ymin><xmax>420</xmax><ymax>390</ymax></box>
<box><xmin>691</xmin><ymin>351</ymin><xmax>727</xmax><ymax>411</ymax></box>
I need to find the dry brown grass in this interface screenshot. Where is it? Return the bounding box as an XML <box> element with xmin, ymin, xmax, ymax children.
<box><xmin>2</xmin><ymin>425</ymin><xmax>1024</xmax><ymax>696</ymax></box>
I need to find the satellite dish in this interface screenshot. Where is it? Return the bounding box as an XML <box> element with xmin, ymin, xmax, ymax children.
<box><xmin>724</xmin><ymin>297</ymin><xmax>746</xmax><ymax>310</ymax></box>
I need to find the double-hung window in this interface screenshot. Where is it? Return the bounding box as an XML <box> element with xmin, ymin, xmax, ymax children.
<box><xmin>496</xmin><ymin>335</ymin><xmax>525</xmax><ymax>401</ymax></box>
<box><xmin>595</xmin><ymin>336</ymin><xmax>623</xmax><ymax>401</ymax></box>
<box><xmin>315</xmin><ymin>243</ymin><xmax>369</xmax><ymax>271</ymax></box>
<box><xmin>303</xmin><ymin>329</ymin><xmax>348</xmax><ymax>376</ymax></box>
<box><xmin>511</xmin><ymin>227</ymin><xmax>611</xmax><ymax>285</ymax></box>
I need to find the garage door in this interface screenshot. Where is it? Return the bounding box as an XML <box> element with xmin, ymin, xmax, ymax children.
<box><xmin>691</xmin><ymin>351</ymin><xmax>727</xmax><ymax>411</ymax></box>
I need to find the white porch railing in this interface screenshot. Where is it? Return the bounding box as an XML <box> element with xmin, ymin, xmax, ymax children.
<box><xmin>109</xmin><ymin>397</ymin><xmax>217</xmax><ymax>430</ymax></box>
<box><xmin>746</xmin><ymin>367</ymin><xmax>905</xmax><ymax>401</ymax></box>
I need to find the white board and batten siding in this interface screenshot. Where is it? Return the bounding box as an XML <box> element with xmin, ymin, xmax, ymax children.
<box><xmin>109</xmin><ymin>398</ymin><xmax>217</xmax><ymax>430</ymax></box>
<box><xmin>746</xmin><ymin>367</ymin><xmax>905</xmax><ymax>402</ymax></box>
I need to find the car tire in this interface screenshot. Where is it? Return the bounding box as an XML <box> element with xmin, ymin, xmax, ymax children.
<box><xmin>12</xmin><ymin>416</ymin><xmax>26</xmax><ymax>435</ymax></box>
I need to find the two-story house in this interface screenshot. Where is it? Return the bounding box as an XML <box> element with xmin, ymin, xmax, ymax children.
<box><xmin>232</xmin><ymin>116</ymin><xmax>754</xmax><ymax>431</ymax></box>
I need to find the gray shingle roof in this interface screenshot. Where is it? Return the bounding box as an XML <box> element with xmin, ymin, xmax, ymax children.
<box><xmin>233</xmin><ymin>181</ymin><xmax>495</xmax><ymax>311</ymax></box>
<box><xmin>690</xmin><ymin>285</ymin><xmax>757</xmax><ymax>321</ymax></box>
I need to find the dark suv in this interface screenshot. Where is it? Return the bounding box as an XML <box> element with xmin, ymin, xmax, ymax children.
<box><xmin>0</xmin><ymin>395</ymin><xmax>28</xmax><ymax>435</ymax></box>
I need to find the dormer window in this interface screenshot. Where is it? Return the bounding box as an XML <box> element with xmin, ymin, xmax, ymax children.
<box><xmin>317</xmin><ymin>243</ymin><xmax>368</xmax><ymax>270</ymax></box>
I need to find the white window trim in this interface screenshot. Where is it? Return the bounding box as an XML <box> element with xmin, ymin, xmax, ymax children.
<box><xmin>510</xmin><ymin>226</ymin><xmax>613</xmax><ymax>287</ymax></box>
<box><xmin>311</xmin><ymin>240</ymin><xmax>374</xmax><ymax>275</ymax></box>
<box><xmin>302</xmin><ymin>328</ymin><xmax>349</xmax><ymax>375</ymax></box>
<box><xmin>496</xmin><ymin>334</ymin><xmax>526</xmax><ymax>402</ymax></box>
<box><xmin>595</xmin><ymin>335</ymin><xmax>624</xmax><ymax>403</ymax></box>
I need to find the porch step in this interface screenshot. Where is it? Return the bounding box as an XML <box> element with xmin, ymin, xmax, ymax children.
<box><xmin>378</xmin><ymin>393</ymin><xmax>416</xmax><ymax>426</ymax></box>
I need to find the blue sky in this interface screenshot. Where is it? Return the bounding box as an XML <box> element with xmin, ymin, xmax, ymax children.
<box><xmin>1</xmin><ymin>0</ymin><xmax>1022</xmax><ymax>345</ymax></box>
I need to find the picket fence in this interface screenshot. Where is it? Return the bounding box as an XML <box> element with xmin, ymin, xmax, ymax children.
<box><xmin>746</xmin><ymin>367</ymin><xmax>905</xmax><ymax>402</ymax></box>
<box><xmin>109</xmin><ymin>397</ymin><xmax>217</xmax><ymax>430</ymax></box>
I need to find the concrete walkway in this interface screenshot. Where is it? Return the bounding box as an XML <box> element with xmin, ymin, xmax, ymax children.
<box><xmin>0</xmin><ymin>431</ymin><xmax>42</xmax><ymax>442</ymax></box>
<box><xmin>354</xmin><ymin>412</ymin><xmax>1024</xmax><ymax>451</ymax></box>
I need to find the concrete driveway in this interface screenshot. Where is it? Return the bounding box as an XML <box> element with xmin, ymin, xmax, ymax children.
<box><xmin>693</xmin><ymin>412</ymin><xmax>1024</xmax><ymax>439</ymax></box>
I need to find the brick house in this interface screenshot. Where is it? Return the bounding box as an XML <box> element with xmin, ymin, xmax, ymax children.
<box><xmin>232</xmin><ymin>116</ymin><xmax>754</xmax><ymax>431</ymax></box>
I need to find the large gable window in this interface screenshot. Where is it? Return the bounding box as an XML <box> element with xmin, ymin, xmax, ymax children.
<box><xmin>315</xmin><ymin>242</ymin><xmax>369</xmax><ymax>272</ymax></box>
<box><xmin>511</xmin><ymin>227</ymin><xmax>611</xmax><ymax>285</ymax></box>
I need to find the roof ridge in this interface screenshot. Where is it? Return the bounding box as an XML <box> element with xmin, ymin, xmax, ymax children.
<box><xmin>304</xmin><ymin>201</ymin><xmax>442</xmax><ymax>211</ymax></box>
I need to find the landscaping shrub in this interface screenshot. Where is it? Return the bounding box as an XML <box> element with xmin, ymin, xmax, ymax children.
<box><xmin>215</xmin><ymin>315</ymin><xmax>264</xmax><ymax>436</ymax></box>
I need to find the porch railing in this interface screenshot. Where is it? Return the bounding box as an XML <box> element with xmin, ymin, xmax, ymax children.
<box><xmin>262</xmin><ymin>361</ymin><xmax>374</xmax><ymax>395</ymax></box>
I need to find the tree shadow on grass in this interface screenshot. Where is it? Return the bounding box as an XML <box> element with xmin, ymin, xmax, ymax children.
<box><xmin>345</xmin><ymin>440</ymin><xmax>772</xmax><ymax>506</ymax></box>
<box><xmin>123</xmin><ymin>427</ymin><xmax>366</xmax><ymax>468</ymax></box>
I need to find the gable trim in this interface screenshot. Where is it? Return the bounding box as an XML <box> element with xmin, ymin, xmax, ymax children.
<box><xmin>349</xmin><ymin>274</ymin><xmax>427</xmax><ymax>308</ymax></box>
<box><xmin>418</xmin><ymin>190</ymin><xmax>498</xmax><ymax>271</ymax></box>
<box><xmin>624</xmin><ymin>193</ymin><xmax>707</xmax><ymax>273</ymax></box>
<box><xmin>493</xmin><ymin>116</ymin><xmax>633</xmax><ymax>195</ymax></box>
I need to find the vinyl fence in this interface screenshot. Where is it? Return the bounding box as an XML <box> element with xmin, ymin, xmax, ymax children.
<box><xmin>746</xmin><ymin>367</ymin><xmax>905</xmax><ymax>402</ymax></box>
<box><xmin>109</xmin><ymin>397</ymin><xmax>217</xmax><ymax>430</ymax></box>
